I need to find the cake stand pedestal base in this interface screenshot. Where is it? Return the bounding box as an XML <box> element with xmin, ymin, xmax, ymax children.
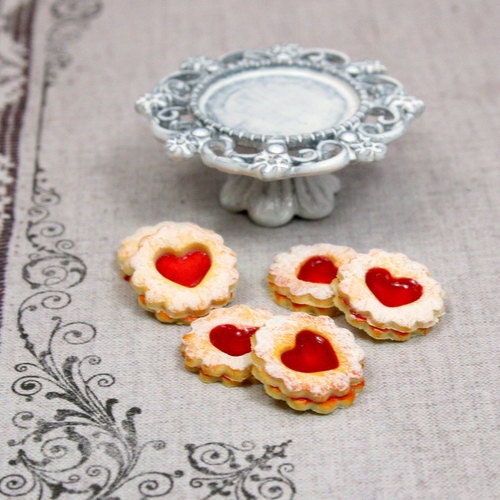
<box><xmin>219</xmin><ymin>173</ymin><xmax>341</xmax><ymax>227</ymax></box>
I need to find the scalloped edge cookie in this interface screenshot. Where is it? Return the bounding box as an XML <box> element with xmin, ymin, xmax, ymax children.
<box><xmin>118</xmin><ymin>221</ymin><xmax>239</xmax><ymax>324</ymax></box>
<box><xmin>267</xmin><ymin>244</ymin><xmax>357</xmax><ymax>316</ymax></box>
<box><xmin>333</xmin><ymin>248</ymin><xmax>445</xmax><ymax>341</ymax></box>
<box><xmin>251</xmin><ymin>312</ymin><xmax>365</xmax><ymax>414</ymax></box>
<box><xmin>181</xmin><ymin>305</ymin><xmax>273</xmax><ymax>387</ymax></box>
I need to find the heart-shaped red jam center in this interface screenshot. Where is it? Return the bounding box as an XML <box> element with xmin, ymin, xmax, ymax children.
<box><xmin>297</xmin><ymin>256</ymin><xmax>338</xmax><ymax>284</ymax></box>
<box><xmin>365</xmin><ymin>267</ymin><xmax>423</xmax><ymax>307</ymax></box>
<box><xmin>209</xmin><ymin>324</ymin><xmax>259</xmax><ymax>357</ymax></box>
<box><xmin>281</xmin><ymin>330</ymin><xmax>339</xmax><ymax>373</ymax></box>
<box><xmin>155</xmin><ymin>250</ymin><xmax>211</xmax><ymax>288</ymax></box>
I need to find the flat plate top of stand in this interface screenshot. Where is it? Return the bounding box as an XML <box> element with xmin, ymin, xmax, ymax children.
<box><xmin>195</xmin><ymin>66</ymin><xmax>361</xmax><ymax>137</ymax></box>
<box><xmin>137</xmin><ymin>45</ymin><xmax>424</xmax><ymax>181</ymax></box>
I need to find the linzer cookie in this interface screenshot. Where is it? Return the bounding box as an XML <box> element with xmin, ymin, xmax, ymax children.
<box><xmin>118</xmin><ymin>221</ymin><xmax>238</xmax><ymax>324</ymax></box>
<box><xmin>267</xmin><ymin>244</ymin><xmax>357</xmax><ymax>316</ymax></box>
<box><xmin>117</xmin><ymin>221</ymin><xmax>170</xmax><ymax>278</ymax></box>
<box><xmin>333</xmin><ymin>249</ymin><xmax>445</xmax><ymax>341</ymax></box>
<box><xmin>181</xmin><ymin>305</ymin><xmax>273</xmax><ymax>386</ymax></box>
<box><xmin>251</xmin><ymin>312</ymin><xmax>365</xmax><ymax>414</ymax></box>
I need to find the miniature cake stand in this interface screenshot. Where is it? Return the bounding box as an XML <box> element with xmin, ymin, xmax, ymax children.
<box><xmin>136</xmin><ymin>44</ymin><xmax>424</xmax><ymax>227</ymax></box>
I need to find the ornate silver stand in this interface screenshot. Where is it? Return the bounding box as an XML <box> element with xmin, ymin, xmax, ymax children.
<box><xmin>137</xmin><ymin>44</ymin><xmax>424</xmax><ymax>226</ymax></box>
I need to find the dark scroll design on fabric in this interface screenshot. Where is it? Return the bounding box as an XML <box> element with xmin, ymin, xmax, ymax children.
<box><xmin>0</xmin><ymin>0</ymin><xmax>36</xmax><ymax>329</ymax></box>
<box><xmin>1</xmin><ymin>1</ymin><xmax>297</xmax><ymax>497</ymax></box>
<box><xmin>22</xmin><ymin>0</ymin><xmax>106</xmax><ymax>290</ymax></box>
<box><xmin>186</xmin><ymin>441</ymin><xmax>295</xmax><ymax>499</ymax></box>
<box><xmin>1</xmin><ymin>291</ymin><xmax>183</xmax><ymax>498</ymax></box>
<box><xmin>1</xmin><ymin>1</ymin><xmax>185</xmax><ymax>497</ymax></box>
<box><xmin>23</xmin><ymin>202</ymin><xmax>87</xmax><ymax>289</ymax></box>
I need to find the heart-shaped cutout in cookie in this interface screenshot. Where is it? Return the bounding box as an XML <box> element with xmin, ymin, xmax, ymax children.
<box><xmin>209</xmin><ymin>324</ymin><xmax>259</xmax><ymax>356</ymax></box>
<box><xmin>297</xmin><ymin>256</ymin><xmax>338</xmax><ymax>284</ymax></box>
<box><xmin>281</xmin><ymin>330</ymin><xmax>339</xmax><ymax>373</ymax></box>
<box><xmin>365</xmin><ymin>267</ymin><xmax>423</xmax><ymax>307</ymax></box>
<box><xmin>156</xmin><ymin>250</ymin><xmax>211</xmax><ymax>288</ymax></box>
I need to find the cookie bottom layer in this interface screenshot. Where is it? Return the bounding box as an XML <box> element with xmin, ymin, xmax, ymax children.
<box><xmin>271</xmin><ymin>289</ymin><xmax>341</xmax><ymax>317</ymax></box>
<box><xmin>138</xmin><ymin>294</ymin><xmax>234</xmax><ymax>325</ymax></box>
<box><xmin>263</xmin><ymin>382</ymin><xmax>364</xmax><ymax>414</ymax></box>
<box><xmin>183</xmin><ymin>352</ymin><xmax>256</xmax><ymax>387</ymax></box>
<box><xmin>334</xmin><ymin>297</ymin><xmax>429</xmax><ymax>341</ymax></box>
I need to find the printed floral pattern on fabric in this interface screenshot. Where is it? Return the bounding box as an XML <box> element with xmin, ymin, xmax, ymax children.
<box><xmin>2</xmin><ymin>291</ymin><xmax>183</xmax><ymax>498</ymax></box>
<box><xmin>186</xmin><ymin>441</ymin><xmax>295</xmax><ymax>499</ymax></box>
<box><xmin>0</xmin><ymin>1</ymin><xmax>186</xmax><ymax>497</ymax></box>
<box><xmin>0</xmin><ymin>2</ymin><xmax>297</xmax><ymax>498</ymax></box>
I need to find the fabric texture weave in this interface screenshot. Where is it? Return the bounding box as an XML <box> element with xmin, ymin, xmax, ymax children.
<box><xmin>0</xmin><ymin>1</ymin><xmax>498</xmax><ymax>498</ymax></box>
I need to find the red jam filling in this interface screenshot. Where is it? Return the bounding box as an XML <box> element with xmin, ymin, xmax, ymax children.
<box><xmin>365</xmin><ymin>267</ymin><xmax>423</xmax><ymax>307</ymax></box>
<box><xmin>281</xmin><ymin>330</ymin><xmax>339</xmax><ymax>373</ymax></box>
<box><xmin>297</xmin><ymin>256</ymin><xmax>338</xmax><ymax>284</ymax></box>
<box><xmin>209</xmin><ymin>324</ymin><xmax>259</xmax><ymax>357</ymax></box>
<box><xmin>155</xmin><ymin>250</ymin><xmax>211</xmax><ymax>288</ymax></box>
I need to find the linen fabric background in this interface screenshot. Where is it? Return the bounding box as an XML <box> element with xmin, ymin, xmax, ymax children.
<box><xmin>0</xmin><ymin>1</ymin><xmax>498</xmax><ymax>498</ymax></box>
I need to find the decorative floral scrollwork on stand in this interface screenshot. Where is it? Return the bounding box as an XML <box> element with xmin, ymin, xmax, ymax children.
<box><xmin>138</xmin><ymin>43</ymin><xmax>424</xmax><ymax>180</ymax></box>
<box><xmin>137</xmin><ymin>44</ymin><xmax>424</xmax><ymax>226</ymax></box>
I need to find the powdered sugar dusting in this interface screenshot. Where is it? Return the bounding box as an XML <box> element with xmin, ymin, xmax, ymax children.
<box><xmin>334</xmin><ymin>249</ymin><xmax>445</xmax><ymax>330</ymax></box>
<box><xmin>268</xmin><ymin>244</ymin><xmax>357</xmax><ymax>302</ymax></box>
<box><xmin>117</xmin><ymin>221</ymin><xmax>172</xmax><ymax>276</ymax></box>
<box><xmin>183</xmin><ymin>305</ymin><xmax>273</xmax><ymax>371</ymax></box>
<box><xmin>252</xmin><ymin>312</ymin><xmax>365</xmax><ymax>400</ymax></box>
<box><xmin>118</xmin><ymin>221</ymin><xmax>239</xmax><ymax>321</ymax></box>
